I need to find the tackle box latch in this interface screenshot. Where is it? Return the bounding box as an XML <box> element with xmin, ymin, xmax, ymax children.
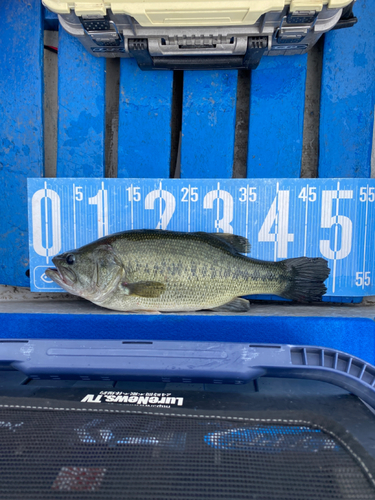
<box><xmin>128</xmin><ymin>36</ymin><xmax>268</xmax><ymax>71</ymax></box>
<box><xmin>79</xmin><ymin>14</ymin><xmax>122</xmax><ymax>47</ymax></box>
<box><xmin>275</xmin><ymin>10</ymin><xmax>318</xmax><ymax>44</ymax></box>
<box><xmin>332</xmin><ymin>2</ymin><xmax>358</xmax><ymax>30</ymax></box>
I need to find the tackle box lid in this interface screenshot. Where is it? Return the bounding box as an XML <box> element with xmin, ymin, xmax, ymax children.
<box><xmin>43</xmin><ymin>0</ymin><xmax>353</xmax><ymax>27</ymax></box>
<box><xmin>2</xmin><ymin>340</ymin><xmax>375</xmax><ymax>410</ymax></box>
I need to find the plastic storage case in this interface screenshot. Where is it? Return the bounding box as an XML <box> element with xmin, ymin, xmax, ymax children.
<box><xmin>42</xmin><ymin>0</ymin><xmax>357</xmax><ymax>69</ymax></box>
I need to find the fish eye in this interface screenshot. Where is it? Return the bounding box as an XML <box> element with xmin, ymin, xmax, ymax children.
<box><xmin>66</xmin><ymin>254</ymin><xmax>75</xmax><ymax>265</ymax></box>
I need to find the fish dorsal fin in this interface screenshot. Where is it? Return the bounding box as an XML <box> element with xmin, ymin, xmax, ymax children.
<box><xmin>196</xmin><ymin>232</ymin><xmax>251</xmax><ymax>254</ymax></box>
<box><xmin>122</xmin><ymin>281</ymin><xmax>165</xmax><ymax>298</ymax></box>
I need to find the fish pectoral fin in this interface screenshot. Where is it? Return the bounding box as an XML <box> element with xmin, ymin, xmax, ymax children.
<box><xmin>209</xmin><ymin>298</ymin><xmax>250</xmax><ymax>313</ymax></box>
<box><xmin>121</xmin><ymin>281</ymin><xmax>166</xmax><ymax>298</ymax></box>
<box><xmin>196</xmin><ymin>232</ymin><xmax>251</xmax><ymax>254</ymax></box>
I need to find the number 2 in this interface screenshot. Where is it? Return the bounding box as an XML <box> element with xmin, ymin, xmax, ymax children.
<box><xmin>145</xmin><ymin>187</ymin><xmax>176</xmax><ymax>230</ymax></box>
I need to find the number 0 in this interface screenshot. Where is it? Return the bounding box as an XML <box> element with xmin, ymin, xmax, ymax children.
<box><xmin>31</xmin><ymin>186</ymin><xmax>61</xmax><ymax>262</ymax></box>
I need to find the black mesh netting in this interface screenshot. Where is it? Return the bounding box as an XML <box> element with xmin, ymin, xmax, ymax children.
<box><xmin>0</xmin><ymin>406</ymin><xmax>374</xmax><ymax>499</ymax></box>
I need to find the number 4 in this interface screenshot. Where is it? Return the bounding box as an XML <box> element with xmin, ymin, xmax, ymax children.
<box><xmin>258</xmin><ymin>190</ymin><xmax>294</xmax><ymax>259</ymax></box>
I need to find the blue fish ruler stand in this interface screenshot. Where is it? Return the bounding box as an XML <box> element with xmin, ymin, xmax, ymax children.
<box><xmin>28</xmin><ymin>178</ymin><xmax>375</xmax><ymax>299</ymax></box>
<box><xmin>1</xmin><ymin>0</ymin><xmax>375</xmax><ymax>363</ymax></box>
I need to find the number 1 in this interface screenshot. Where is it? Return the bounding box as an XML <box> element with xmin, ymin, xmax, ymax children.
<box><xmin>89</xmin><ymin>182</ymin><xmax>109</xmax><ymax>239</ymax></box>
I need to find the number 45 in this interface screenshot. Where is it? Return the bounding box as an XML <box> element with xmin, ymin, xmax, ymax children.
<box><xmin>355</xmin><ymin>272</ymin><xmax>371</xmax><ymax>287</ymax></box>
<box><xmin>298</xmin><ymin>186</ymin><xmax>316</xmax><ymax>202</ymax></box>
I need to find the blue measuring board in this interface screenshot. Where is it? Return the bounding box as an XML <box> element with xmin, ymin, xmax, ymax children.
<box><xmin>27</xmin><ymin>178</ymin><xmax>375</xmax><ymax>297</ymax></box>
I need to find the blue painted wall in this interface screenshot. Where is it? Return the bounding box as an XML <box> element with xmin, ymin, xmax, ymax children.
<box><xmin>247</xmin><ymin>56</ymin><xmax>308</xmax><ymax>178</ymax></box>
<box><xmin>319</xmin><ymin>0</ymin><xmax>375</xmax><ymax>178</ymax></box>
<box><xmin>56</xmin><ymin>28</ymin><xmax>106</xmax><ymax>177</ymax></box>
<box><xmin>118</xmin><ymin>58</ymin><xmax>173</xmax><ymax>178</ymax></box>
<box><xmin>181</xmin><ymin>71</ymin><xmax>237</xmax><ymax>178</ymax></box>
<box><xmin>0</xmin><ymin>0</ymin><xmax>44</xmax><ymax>286</ymax></box>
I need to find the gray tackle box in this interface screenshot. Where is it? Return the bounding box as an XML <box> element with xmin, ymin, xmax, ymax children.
<box><xmin>42</xmin><ymin>0</ymin><xmax>357</xmax><ymax>69</ymax></box>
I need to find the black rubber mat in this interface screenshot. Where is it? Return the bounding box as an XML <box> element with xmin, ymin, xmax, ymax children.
<box><xmin>0</xmin><ymin>403</ymin><xmax>374</xmax><ymax>499</ymax></box>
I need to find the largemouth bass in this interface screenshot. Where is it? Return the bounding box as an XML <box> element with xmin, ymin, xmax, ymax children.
<box><xmin>45</xmin><ymin>230</ymin><xmax>330</xmax><ymax>313</ymax></box>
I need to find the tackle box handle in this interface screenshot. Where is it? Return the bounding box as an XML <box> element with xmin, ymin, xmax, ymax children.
<box><xmin>128</xmin><ymin>37</ymin><xmax>268</xmax><ymax>71</ymax></box>
<box><xmin>1</xmin><ymin>340</ymin><xmax>375</xmax><ymax>408</ymax></box>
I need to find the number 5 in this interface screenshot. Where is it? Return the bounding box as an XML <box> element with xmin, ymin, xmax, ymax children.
<box><xmin>75</xmin><ymin>186</ymin><xmax>83</xmax><ymax>201</ymax></box>
<box><xmin>319</xmin><ymin>189</ymin><xmax>353</xmax><ymax>260</ymax></box>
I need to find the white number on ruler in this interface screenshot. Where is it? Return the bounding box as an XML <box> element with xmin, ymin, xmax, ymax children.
<box><xmin>89</xmin><ymin>183</ymin><xmax>109</xmax><ymax>239</ymax></box>
<box><xmin>239</xmin><ymin>187</ymin><xmax>257</xmax><ymax>202</ymax></box>
<box><xmin>126</xmin><ymin>186</ymin><xmax>141</xmax><ymax>202</ymax></box>
<box><xmin>355</xmin><ymin>271</ymin><xmax>371</xmax><ymax>287</ymax></box>
<box><xmin>31</xmin><ymin>185</ymin><xmax>61</xmax><ymax>263</ymax></box>
<box><xmin>145</xmin><ymin>187</ymin><xmax>176</xmax><ymax>230</ymax></box>
<box><xmin>319</xmin><ymin>189</ymin><xmax>353</xmax><ymax>260</ymax></box>
<box><xmin>181</xmin><ymin>187</ymin><xmax>198</xmax><ymax>202</ymax></box>
<box><xmin>203</xmin><ymin>185</ymin><xmax>234</xmax><ymax>233</ymax></box>
<box><xmin>258</xmin><ymin>190</ymin><xmax>294</xmax><ymax>259</ymax></box>
<box><xmin>359</xmin><ymin>187</ymin><xmax>375</xmax><ymax>202</ymax></box>
<box><xmin>75</xmin><ymin>186</ymin><xmax>83</xmax><ymax>201</ymax></box>
<box><xmin>298</xmin><ymin>186</ymin><xmax>316</xmax><ymax>202</ymax></box>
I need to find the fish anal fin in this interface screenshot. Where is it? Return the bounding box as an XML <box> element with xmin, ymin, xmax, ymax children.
<box><xmin>122</xmin><ymin>281</ymin><xmax>165</xmax><ymax>298</ymax></box>
<box><xmin>209</xmin><ymin>298</ymin><xmax>250</xmax><ymax>313</ymax></box>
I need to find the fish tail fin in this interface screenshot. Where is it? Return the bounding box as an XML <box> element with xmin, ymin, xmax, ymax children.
<box><xmin>280</xmin><ymin>257</ymin><xmax>330</xmax><ymax>302</ymax></box>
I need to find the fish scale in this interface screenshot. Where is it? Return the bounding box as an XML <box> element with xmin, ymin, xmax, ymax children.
<box><xmin>109</xmin><ymin>234</ymin><xmax>278</xmax><ymax>311</ymax></box>
<box><xmin>46</xmin><ymin>230</ymin><xmax>330</xmax><ymax>312</ymax></box>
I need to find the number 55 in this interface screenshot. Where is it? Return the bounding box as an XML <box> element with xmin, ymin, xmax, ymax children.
<box><xmin>355</xmin><ymin>272</ymin><xmax>371</xmax><ymax>287</ymax></box>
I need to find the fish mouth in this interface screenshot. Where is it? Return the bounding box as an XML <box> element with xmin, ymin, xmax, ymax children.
<box><xmin>45</xmin><ymin>265</ymin><xmax>76</xmax><ymax>288</ymax></box>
